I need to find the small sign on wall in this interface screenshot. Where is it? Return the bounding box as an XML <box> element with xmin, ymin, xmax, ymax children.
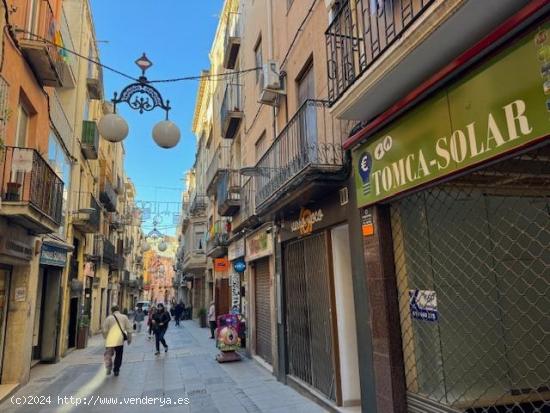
<box><xmin>361</xmin><ymin>209</ymin><xmax>374</xmax><ymax>237</ymax></box>
<box><xmin>409</xmin><ymin>289</ymin><xmax>438</xmax><ymax>322</ymax></box>
<box><xmin>15</xmin><ymin>287</ymin><xmax>26</xmax><ymax>302</ymax></box>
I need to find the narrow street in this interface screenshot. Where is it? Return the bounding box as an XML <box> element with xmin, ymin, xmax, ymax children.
<box><xmin>0</xmin><ymin>321</ymin><xmax>326</xmax><ymax>413</ymax></box>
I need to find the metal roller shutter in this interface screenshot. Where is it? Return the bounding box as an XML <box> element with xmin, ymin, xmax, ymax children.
<box><xmin>255</xmin><ymin>257</ymin><xmax>272</xmax><ymax>364</ymax></box>
<box><xmin>284</xmin><ymin>232</ymin><xmax>336</xmax><ymax>401</ymax></box>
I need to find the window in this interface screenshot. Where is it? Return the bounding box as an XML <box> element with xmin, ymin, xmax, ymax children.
<box><xmin>254</xmin><ymin>37</ymin><xmax>263</xmax><ymax>83</ymax></box>
<box><xmin>87</xmin><ymin>42</ymin><xmax>95</xmax><ymax>79</ymax></box>
<box><xmin>27</xmin><ymin>0</ymin><xmax>40</xmax><ymax>33</ymax></box>
<box><xmin>48</xmin><ymin>131</ymin><xmax>71</xmax><ymax>237</ymax></box>
<box><xmin>195</xmin><ymin>231</ymin><xmax>204</xmax><ymax>251</ymax></box>
<box><xmin>255</xmin><ymin>131</ymin><xmax>267</xmax><ymax>162</ymax></box>
<box><xmin>15</xmin><ymin>104</ymin><xmax>30</xmax><ymax>147</ymax></box>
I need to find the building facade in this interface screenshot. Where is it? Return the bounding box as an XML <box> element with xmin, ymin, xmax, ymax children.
<box><xmin>0</xmin><ymin>0</ymin><xmax>143</xmax><ymax>390</ymax></box>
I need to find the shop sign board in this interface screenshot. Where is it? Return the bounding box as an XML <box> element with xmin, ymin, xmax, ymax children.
<box><xmin>353</xmin><ymin>23</ymin><xmax>550</xmax><ymax>208</ymax></box>
<box><xmin>290</xmin><ymin>208</ymin><xmax>324</xmax><ymax>235</ymax></box>
<box><xmin>409</xmin><ymin>289</ymin><xmax>438</xmax><ymax>322</ymax></box>
<box><xmin>0</xmin><ymin>235</ymin><xmax>33</xmax><ymax>261</ymax></box>
<box><xmin>228</xmin><ymin>238</ymin><xmax>245</xmax><ymax>261</ymax></box>
<box><xmin>40</xmin><ymin>243</ymin><xmax>68</xmax><ymax>267</ymax></box>
<box><xmin>233</xmin><ymin>259</ymin><xmax>246</xmax><ymax>273</ymax></box>
<box><xmin>246</xmin><ymin>229</ymin><xmax>273</xmax><ymax>262</ymax></box>
<box><xmin>214</xmin><ymin>257</ymin><xmax>229</xmax><ymax>272</ymax></box>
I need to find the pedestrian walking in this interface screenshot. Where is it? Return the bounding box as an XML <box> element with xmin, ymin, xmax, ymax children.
<box><xmin>147</xmin><ymin>306</ymin><xmax>157</xmax><ymax>339</ymax></box>
<box><xmin>102</xmin><ymin>305</ymin><xmax>132</xmax><ymax>377</ymax></box>
<box><xmin>152</xmin><ymin>303</ymin><xmax>170</xmax><ymax>355</ymax></box>
<box><xmin>134</xmin><ymin>306</ymin><xmax>145</xmax><ymax>333</ymax></box>
<box><xmin>208</xmin><ymin>301</ymin><xmax>216</xmax><ymax>339</ymax></box>
<box><xmin>174</xmin><ymin>301</ymin><xmax>184</xmax><ymax>327</ymax></box>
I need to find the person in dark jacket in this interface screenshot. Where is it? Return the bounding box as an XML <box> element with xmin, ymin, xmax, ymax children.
<box><xmin>174</xmin><ymin>301</ymin><xmax>184</xmax><ymax>327</ymax></box>
<box><xmin>151</xmin><ymin>303</ymin><xmax>170</xmax><ymax>355</ymax></box>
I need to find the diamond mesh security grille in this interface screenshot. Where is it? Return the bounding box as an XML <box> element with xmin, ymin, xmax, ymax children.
<box><xmin>390</xmin><ymin>144</ymin><xmax>550</xmax><ymax>413</ymax></box>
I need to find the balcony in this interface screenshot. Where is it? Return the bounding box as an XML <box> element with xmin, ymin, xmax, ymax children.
<box><xmin>81</xmin><ymin>120</ymin><xmax>99</xmax><ymax>160</ymax></box>
<box><xmin>109</xmin><ymin>212</ymin><xmax>125</xmax><ymax>231</ymax></box>
<box><xmin>114</xmin><ymin>175</ymin><xmax>124</xmax><ymax>195</ymax></box>
<box><xmin>72</xmin><ymin>192</ymin><xmax>101</xmax><ymax>234</ymax></box>
<box><xmin>99</xmin><ymin>176</ymin><xmax>117</xmax><ymax>212</ymax></box>
<box><xmin>0</xmin><ymin>147</ymin><xmax>64</xmax><ymax>234</ymax></box>
<box><xmin>206</xmin><ymin>220</ymin><xmax>230</xmax><ymax>258</ymax></box>
<box><xmin>217</xmin><ymin>170</ymin><xmax>240</xmax><ymax>217</ymax></box>
<box><xmin>221</xmin><ymin>80</ymin><xmax>243</xmax><ymax>139</ymax></box>
<box><xmin>102</xmin><ymin>238</ymin><xmax>116</xmax><ymax>264</ymax></box>
<box><xmin>189</xmin><ymin>194</ymin><xmax>207</xmax><ymax>216</ymax></box>
<box><xmin>233</xmin><ymin>177</ymin><xmax>258</xmax><ymax>232</ymax></box>
<box><xmin>325</xmin><ymin>0</ymin><xmax>530</xmax><ymax>121</ymax></box>
<box><xmin>17</xmin><ymin>0</ymin><xmax>74</xmax><ymax>88</ymax></box>
<box><xmin>223</xmin><ymin>11</ymin><xmax>241</xmax><ymax>70</ymax></box>
<box><xmin>206</xmin><ymin>144</ymin><xmax>231</xmax><ymax>195</ymax></box>
<box><xmin>87</xmin><ymin>64</ymin><xmax>103</xmax><ymax>100</ymax></box>
<box><xmin>254</xmin><ymin>100</ymin><xmax>351</xmax><ymax>213</ymax></box>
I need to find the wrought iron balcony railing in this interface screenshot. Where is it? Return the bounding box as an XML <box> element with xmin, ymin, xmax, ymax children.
<box><xmin>72</xmin><ymin>192</ymin><xmax>101</xmax><ymax>234</ymax></box>
<box><xmin>223</xmin><ymin>10</ymin><xmax>241</xmax><ymax>69</ymax></box>
<box><xmin>0</xmin><ymin>146</ymin><xmax>64</xmax><ymax>229</ymax></box>
<box><xmin>16</xmin><ymin>0</ymin><xmax>74</xmax><ymax>87</ymax></box>
<box><xmin>325</xmin><ymin>0</ymin><xmax>434</xmax><ymax>105</ymax></box>
<box><xmin>99</xmin><ymin>176</ymin><xmax>117</xmax><ymax>212</ymax></box>
<box><xmin>189</xmin><ymin>193</ymin><xmax>207</xmax><ymax>216</ymax></box>
<box><xmin>254</xmin><ymin>100</ymin><xmax>351</xmax><ymax>211</ymax></box>
<box><xmin>206</xmin><ymin>144</ymin><xmax>231</xmax><ymax>194</ymax></box>
<box><xmin>217</xmin><ymin>170</ymin><xmax>240</xmax><ymax>217</ymax></box>
<box><xmin>206</xmin><ymin>219</ymin><xmax>230</xmax><ymax>258</ymax></box>
<box><xmin>220</xmin><ymin>80</ymin><xmax>243</xmax><ymax>139</ymax></box>
<box><xmin>102</xmin><ymin>238</ymin><xmax>116</xmax><ymax>264</ymax></box>
<box><xmin>81</xmin><ymin>120</ymin><xmax>99</xmax><ymax>160</ymax></box>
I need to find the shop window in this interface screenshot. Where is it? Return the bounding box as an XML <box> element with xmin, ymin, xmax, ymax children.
<box><xmin>391</xmin><ymin>149</ymin><xmax>550</xmax><ymax>411</ymax></box>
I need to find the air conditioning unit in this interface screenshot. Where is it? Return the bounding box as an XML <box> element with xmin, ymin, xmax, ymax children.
<box><xmin>259</xmin><ymin>60</ymin><xmax>285</xmax><ymax>106</ymax></box>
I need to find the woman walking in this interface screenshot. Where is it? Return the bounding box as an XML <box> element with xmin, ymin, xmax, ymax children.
<box><xmin>147</xmin><ymin>306</ymin><xmax>157</xmax><ymax>339</ymax></box>
<box><xmin>152</xmin><ymin>303</ymin><xmax>171</xmax><ymax>355</ymax></box>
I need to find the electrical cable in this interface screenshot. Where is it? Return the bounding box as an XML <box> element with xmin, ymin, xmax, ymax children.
<box><xmin>12</xmin><ymin>29</ymin><xmax>261</xmax><ymax>84</ymax></box>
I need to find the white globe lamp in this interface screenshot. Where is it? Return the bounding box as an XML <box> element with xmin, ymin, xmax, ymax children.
<box><xmin>152</xmin><ymin>120</ymin><xmax>180</xmax><ymax>148</ymax></box>
<box><xmin>141</xmin><ymin>240</ymin><xmax>150</xmax><ymax>252</ymax></box>
<box><xmin>158</xmin><ymin>240</ymin><xmax>168</xmax><ymax>252</ymax></box>
<box><xmin>98</xmin><ymin>113</ymin><xmax>129</xmax><ymax>142</ymax></box>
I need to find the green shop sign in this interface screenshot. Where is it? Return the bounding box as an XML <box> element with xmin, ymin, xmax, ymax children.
<box><xmin>353</xmin><ymin>23</ymin><xmax>550</xmax><ymax>208</ymax></box>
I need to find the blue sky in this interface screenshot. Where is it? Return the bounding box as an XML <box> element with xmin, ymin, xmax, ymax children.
<box><xmin>91</xmin><ymin>0</ymin><xmax>224</xmax><ymax>235</ymax></box>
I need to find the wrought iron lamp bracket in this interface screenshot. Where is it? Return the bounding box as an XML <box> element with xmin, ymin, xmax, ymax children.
<box><xmin>111</xmin><ymin>77</ymin><xmax>171</xmax><ymax>120</ymax></box>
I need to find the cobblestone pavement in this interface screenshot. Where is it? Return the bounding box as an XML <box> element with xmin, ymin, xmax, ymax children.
<box><xmin>0</xmin><ymin>320</ymin><xmax>327</xmax><ymax>413</ymax></box>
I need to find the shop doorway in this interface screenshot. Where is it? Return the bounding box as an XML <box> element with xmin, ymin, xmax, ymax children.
<box><xmin>215</xmin><ymin>278</ymin><xmax>230</xmax><ymax>317</ymax></box>
<box><xmin>284</xmin><ymin>232</ymin><xmax>337</xmax><ymax>401</ymax></box>
<box><xmin>254</xmin><ymin>257</ymin><xmax>272</xmax><ymax>365</ymax></box>
<box><xmin>0</xmin><ymin>267</ymin><xmax>11</xmax><ymax>380</ymax></box>
<box><xmin>32</xmin><ymin>267</ymin><xmax>61</xmax><ymax>362</ymax></box>
<box><xmin>67</xmin><ymin>297</ymin><xmax>78</xmax><ymax>349</ymax></box>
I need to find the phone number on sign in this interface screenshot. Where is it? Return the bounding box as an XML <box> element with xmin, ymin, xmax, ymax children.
<box><xmin>11</xmin><ymin>395</ymin><xmax>191</xmax><ymax>407</ymax></box>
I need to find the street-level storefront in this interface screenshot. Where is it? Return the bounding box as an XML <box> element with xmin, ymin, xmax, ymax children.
<box><xmin>0</xmin><ymin>218</ymin><xmax>37</xmax><ymax>385</ymax></box>
<box><xmin>279</xmin><ymin>191</ymin><xmax>360</xmax><ymax>408</ymax></box>
<box><xmin>245</xmin><ymin>225</ymin><xmax>275</xmax><ymax>367</ymax></box>
<box><xmin>352</xmin><ymin>20</ymin><xmax>550</xmax><ymax>413</ymax></box>
<box><xmin>33</xmin><ymin>240</ymin><xmax>68</xmax><ymax>364</ymax></box>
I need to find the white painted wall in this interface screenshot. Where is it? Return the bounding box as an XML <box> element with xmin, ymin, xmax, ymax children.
<box><xmin>331</xmin><ymin>224</ymin><xmax>361</xmax><ymax>406</ymax></box>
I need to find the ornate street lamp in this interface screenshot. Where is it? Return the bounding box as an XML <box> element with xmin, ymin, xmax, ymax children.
<box><xmin>98</xmin><ymin>53</ymin><xmax>181</xmax><ymax>148</ymax></box>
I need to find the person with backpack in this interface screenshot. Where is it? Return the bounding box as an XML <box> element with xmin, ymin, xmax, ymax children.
<box><xmin>102</xmin><ymin>305</ymin><xmax>132</xmax><ymax>376</ymax></box>
<box><xmin>151</xmin><ymin>303</ymin><xmax>171</xmax><ymax>355</ymax></box>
